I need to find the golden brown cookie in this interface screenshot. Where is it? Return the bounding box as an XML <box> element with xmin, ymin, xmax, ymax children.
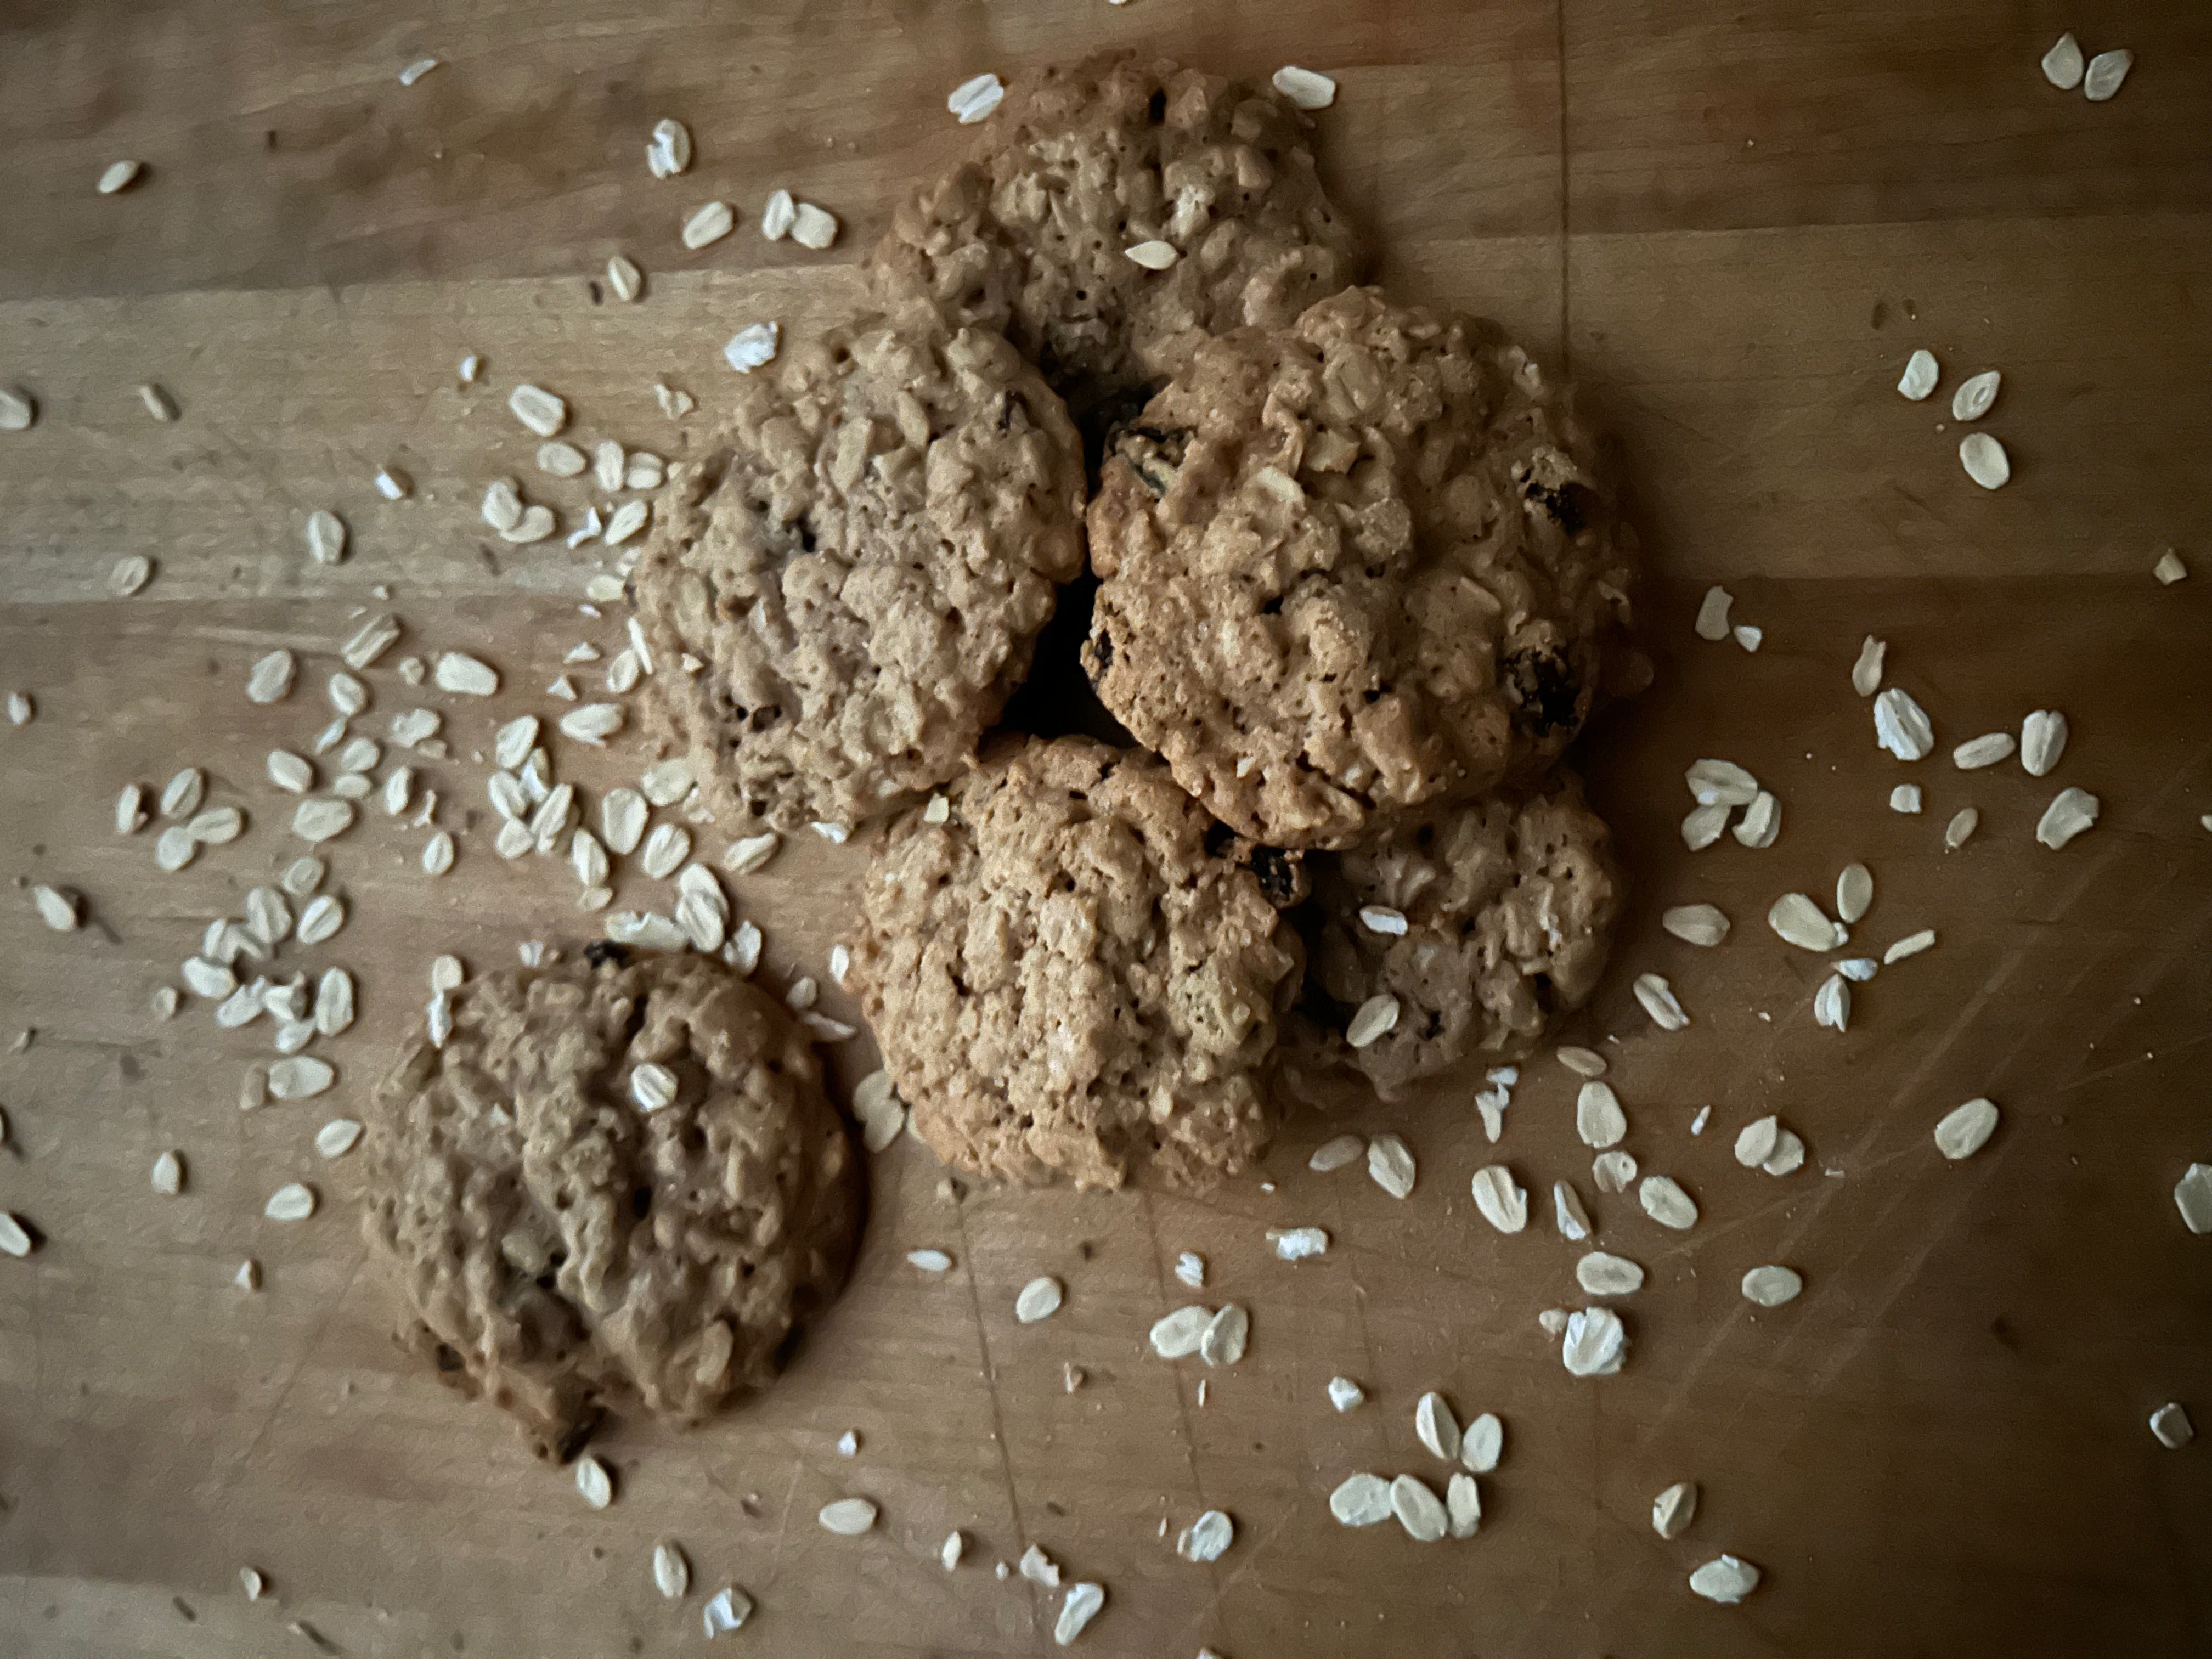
<box><xmin>1084</xmin><ymin>286</ymin><xmax>1639</xmax><ymax>850</ymax></box>
<box><xmin>362</xmin><ymin>950</ymin><xmax>863</xmax><ymax>1458</ymax></box>
<box><xmin>1290</xmin><ymin>777</ymin><xmax>1622</xmax><ymax>1098</ymax></box>
<box><xmin>868</xmin><ymin>53</ymin><xmax>1366</xmax><ymax>417</ymax></box>
<box><xmin>843</xmin><ymin>737</ymin><xmax>1301</xmax><ymax>1191</ymax></box>
<box><xmin>632</xmin><ymin>308</ymin><xmax>1086</xmax><ymax>833</ymax></box>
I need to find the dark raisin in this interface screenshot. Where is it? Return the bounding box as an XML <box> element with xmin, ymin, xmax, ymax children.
<box><xmin>1503</xmin><ymin>648</ymin><xmax>1581</xmax><ymax>735</ymax></box>
<box><xmin>1523</xmin><ymin>478</ymin><xmax>1589</xmax><ymax>535</ymax></box>
<box><xmin>583</xmin><ymin>941</ymin><xmax>629</xmax><ymax>969</ymax></box>
<box><xmin>1245</xmin><ymin>845</ymin><xmax>1302</xmax><ymax>906</ymax></box>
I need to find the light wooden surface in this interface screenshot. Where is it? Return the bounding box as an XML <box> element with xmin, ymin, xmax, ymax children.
<box><xmin>4</xmin><ymin>3</ymin><xmax>2211</xmax><ymax>1655</ymax></box>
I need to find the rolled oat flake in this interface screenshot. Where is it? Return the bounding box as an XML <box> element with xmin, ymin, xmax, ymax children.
<box><xmin>1199</xmin><ymin>1302</ymin><xmax>1249</xmax><ymax>1367</ymax></box>
<box><xmin>1014</xmin><ymin>1276</ymin><xmax>1063</xmax><ymax>1323</ymax></box>
<box><xmin>1690</xmin><ymin>1555</ymin><xmax>1762</xmax><ymax>1604</ymax></box>
<box><xmin>1329</xmin><ymin>1472</ymin><xmax>1392</xmax><ymax>1526</ymax></box>
<box><xmin>1652</xmin><ymin>1480</ymin><xmax>1699</xmax><ymax>1539</ymax></box>
<box><xmin>1054</xmin><ymin>1582</ymin><xmax>1104</xmax><ymax>1646</ymax></box>
<box><xmin>2035</xmin><ymin>786</ymin><xmax>2099</xmax><ymax>849</ymax></box>
<box><xmin>1390</xmin><ymin>1474</ymin><xmax>1448</xmax><ymax>1542</ymax></box>
<box><xmin>1934</xmin><ymin>1097</ymin><xmax>2000</xmax><ymax>1160</ymax></box>
<box><xmin>1367</xmin><ymin>1133</ymin><xmax>1416</xmax><ymax>1198</ymax></box>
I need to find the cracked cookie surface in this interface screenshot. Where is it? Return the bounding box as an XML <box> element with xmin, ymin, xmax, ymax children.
<box><xmin>1289</xmin><ymin>777</ymin><xmax>1622</xmax><ymax>1098</ymax></box>
<box><xmin>363</xmin><ymin>951</ymin><xmax>863</xmax><ymax>1457</ymax></box>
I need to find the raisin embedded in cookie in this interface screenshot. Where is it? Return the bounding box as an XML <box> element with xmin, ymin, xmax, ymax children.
<box><xmin>868</xmin><ymin>53</ymin><xmax>1367</xmax><ymax>420</ymax></box>
<box><xmin>1290</xmin><ymin>777</ymin><xmax>1622</xmax><ymax>1099</ymax></box>
<box><xmin>1084</xmin><ymin>286</ymin><xmax>1640</xmax><ymax>850</ymax></box>
<box><xmin>362</xmin><ymin>951</ymin><xmax>864</xmax><ymax>1458</ymax></box>
<box><xmin>631</xmin><ymin>308</ymin><xmax>1086</xmax><ymax>833</ymax></box>
<box><xmin>843</xmin><ymin>737</ymin><xmax>1302</xmax><ymax>1192</ymax></box>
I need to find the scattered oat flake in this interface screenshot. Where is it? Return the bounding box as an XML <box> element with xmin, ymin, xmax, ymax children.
<box><xmin>1014</xmin><ymin>1276</ymin><xmax>1063</xmax><ymax>1323</ymax></box>
<box><xmin>2150</xmin><ymin>1403</ymin><xmax>2194</xmax><ymax>1449</ymax></box>
<box><xmin>575</xmin><ymin>1454</ymin><xmax>614</xmax><ymax>1509</ymax></box>
<box><xmin>1390</xmin><ymin>1474</ymin><xmax>1448</xmax><ymax>1542</ymax></box>
<box><xmin>1462</xmin><ymin>1412</ymin><xmax>1503</xmax><ymax>1474</ymax></box>
<box><xmin>1652</xmin><ymin>1480</ymin><xmax>1699</xmax><ymax>1539</ymax></box>
<box><xmin>1367</xmin><ymin>1133</ymin><xmax>1416</xmax><ymax>1198</ymax></box>
<box><xmin>1268</xmin><ymin>1226</ymin><xmax>1329</xmax><ymax>1261</ymax></box>
<box><xmin>1836</xmin><ymin>861</ymin><xmax>1874</xmax><ymax>923</ymax></box>
<box><xmin>1557</xmin><ymin>1045</ymin><xmax>1607</xmax><ymax>1079</ymax></box>
<box><xmin>1690</xmin><ymin>1555</ymin><xmax>1762</xmax><ymax>1604</ymax></box>
<box><xmin>1692</xmin><ymin>585</ymin><xmax>1733</xmax><ymax>640</ymax></box>
<box><xmin>1769</xmin><ymin>893</ymin><xmax>1843</xmax><ymax>951</ymax></box>
<box><xmin>1415</xmin><ymin>1392</ymin><xmax>1462</xmax><ymax>1462</ymax></box>
<box><xmin>606</xmin><ymin>253</ymin><xmax>642</xmax><ymax>302</ymax></box>
<box><xmin>948</xmin><ymin>72</ymin><xmax>1005</xmax><ymax>123</ymax></box>
<box><xmin>1687</xmin><ymin>759</ymin><xmax>1759</xmax><ymax>807</ymax></box>
<box><xmin>2083</xmin><ymin>49</ymin><xmax>2131</xmax><ymax>101</ymax></box>
<box><xmin>137</xmin><ymin>382</ymin><xmax>177</xmax><ymax>421</ymax></box>
<box><xmin>2172</xmin><ymin>1165</ymin><xmax>2212</xmax><ymax>1234</ymax></box>
<box><xmin>1884</xmin><ymin>929</ymin><xmax>1938</xmax><ymax>969</ymax></box>
<box><xmin>817</xmin><ymin>1497</ymin><xmax>877</xmax><ymax>1536</ymax></box>
<box><xmin>0</xmin><ymin>387</ymin><xmax>35</xmax><ymax>431</ymax></box>
<box><xmin>1309</xmin><ymin>1132</ymin><xmax>1364</xmax><ymax>1172</ymax></box>
<box><xmin>1272</xmin><ymin>65</ymin><xmax>1336</xmax><ymax>108</ymax></box>
<box><xmin>1951</xmin><ymin>370</ymin><xmax>2000</xmax><ymax>422</ymax></box>
<box><xmin>266</xmin><ymin>1184</ymin><xmax>318</xmax><ymax>1222</ymax></box>
<box><xmin>1177</xmin><ymin>1509</ymin><xmax>1233</xmax><ymax>1563</ymax></box>
<box><xmin>1554</xmin><ymin>1180</ymin><xmax>1592</xmax><ymax>1241</ymax></box>
<box><xmin>0</xmin><ymin>1214</ymin><xmax>33</xmax><ymax>1258</ymax></box>
<box><xmin>1733</xmin><ymin>623</ymin><xmax>1763</xmax><ymax>652</ymax></box>
<box><xmin>1054</xmin><ymin>1582</ymin><xmax>1104</xmax><ymax>1645</ymax></box>
<box><xmin>2154</xmin><ymin>550</ymin><xmax>2188</xmax><ymax>586</ymax></box>
<box><xmin>1850</xmin><ymin>635</ymin><xmax>1887</xmax><ymax>697</ymax></box>
<box><xmin>1639</xmin><ymin>1176</ymin><xmax>1699</xmax><ymax>1231</ymax></box>
<box><xmin>790</xmin><ymin>202</ymin><xmax>838</xmax><ymax>250</ymax></box>
<box><xmin>1944</xmin><ymin>806</ymin><xmax>1979</xmax><ymax>849</ymax></box>
<box><xmin>1577</xmin><ymin>1251</ymin><xmax>1645</xmax><ymax>1297</ymax></box>
<box><xmin>1680</xmin><ymin>802</ymin><xmax>1730</xmax><ymax>850</ymax></box>
<box><xmin>1149</xmin><ymin>1306</ymin><xmax>1212</xmax><ymax>1358</ymax></box>
<box><xmin>1953</xmin><ymin>731</ymin><xmax>2015</xmax><ymax>770</ymax></box>
<box><xmin>724</xmin><ymin>322</ymin><xmax>779</xmax><ymax>372</ymax></box>
<box><xmin>31</xmin><ymin>884</ymin><xmax>81</xmax><ymax>931</ymax></box>
<box><xmin>99</xmin><ymin>159</ymin><xmax>143</xmax><ymax>194</ymax></box>
<box><xmin>562</xmin><ymin>703</ymin><xmax>626</xmax><ymax>746</ymax></box>
<box><xmin>1329</xmin><ymin>1472</ymin><xmax>1392</xmax><ymax>1526</ymax></box>
<box><xmin>1562</xmin><ymin>1306</ymin><xmax>1627</xmax><ymax>1376</ymax></box>
<box><xmin>1124</xmin><ymin>239</ymin><xmax>1178</xmax><ymax>270</ymax></box>
<box><xmin>1661</xmin><ymin>904</ymin><xmax>1729</xmax><ymax>946</ymax></box>
<box><xmin>941</xmin><ymin>1531</ymin><xmax>965</xmax><ymax>1570</ymax></box>
<box><xmin>652</xmin><ymin>1541</ymin><xmax>689</xmax><ymax>1600</ymax></box>
<box><xmin>1470</xmin><ymin>1165</ymin><xmax>1528</xmax><ymax>1233</ymax></box>
<box><xmin>1346</xmin><ymin>993</ymin><xmax>1398</xmax><ymax>1048</ymax></box>
<box><xmin>1934</xmin><ymin>1097</ymin><xmax>2000</xmax><ymax>1160</ymax></box>
<box><xmin>1327</xmin><ymin>1376</ymin><xmax>1364</xmax><ymax>1411</ymax></box>
<box><xmin>1959</xmin><ymin>432</ymin><xmax>2010</xmax><ymax>489</ymax></box>
<box><xmin>2041</xmin><ymin>32</ymin><xmax>2085</xmax><ymax>89</ymax></box>
<box><xmin>1200</xmin><ymin>1303</ymin><xmax>1249</xmax><ymax>1367</ymax></box>
<box><xmin>1733</xmin><ymin>790</ymin><xmax>1781</xmax><ymax>848</ymax></box>
<box><xmin>1874</xmin><ymin>687</ymin><xmax>1934</xmax><ymax>761</ymax></box>
<box><xmin>1897</xmin><ymin>348</ymin><xmax>1938</xmax><ymax>400</ymax></box>
<box><xmin>2035</xmin><ymin>787</ymin><xmax>2100</xmax><ymax>849</ymax></box>
<box><xmin>508</xmin><ymin>383</ymin><xmax>568</xmax><ymax>438</ymax></box>
<box><xmin>1577</xmin><ymin>1081</ymin><xmax>1628</xmax><ymax>1149</ymax></box>
<box><xmin>2021</xmin><ymin>709</ymin><xmax>2068</xmax><ymax>777</ymax></box>
<box><xmin>646</xmin><ymin>118</ymin><xmax>692</xmax><ymax>178</ymax></box>
<box><xmin>1633</xmin><ymin>973</ymin><xmax>1689</xmax><ymax>1031</ymax></box>
<box><xmin>1741</xmin><ymin>1265</ymin><xmax>1803</xmax><ymax>1307</ymax></box>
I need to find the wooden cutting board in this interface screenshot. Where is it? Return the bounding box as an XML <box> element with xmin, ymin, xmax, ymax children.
<box><xmin>2</xmin><ymin>3</ymin><xmax>2209</xmax><ymax>1654</ymax></box>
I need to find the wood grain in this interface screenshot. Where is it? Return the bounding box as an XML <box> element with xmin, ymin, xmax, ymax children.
<box><xmin>2</xmin><ymin>4</ymin><xmax>2210</xmax><ymax>1656</ymax></box>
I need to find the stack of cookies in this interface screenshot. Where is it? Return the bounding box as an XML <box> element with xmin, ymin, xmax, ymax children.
<box><xmin>635</xmin><ymin>54</ymin><xmax>1641</xmax><ymax>1196</ymax></box>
